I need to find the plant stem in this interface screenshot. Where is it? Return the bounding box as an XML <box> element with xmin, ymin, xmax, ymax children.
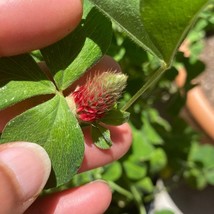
<box><xmin>122</xmin><ymin>62</ymin><xmax>167</xmax><ymax>111</ymax></box>
<box><xmin>108</xmin><ymin>181</ymin><xmax>133</xmax><ymax>200</ymax></box>
<box><xmin>130</xmin><ymin>185</ymin><xmax>147</xmax><ymax>214</ymax></box>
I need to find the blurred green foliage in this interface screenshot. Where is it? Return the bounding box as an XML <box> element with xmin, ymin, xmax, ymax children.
<box><xmin>70</xmin><ymin>2</ymin><xmax>214</xmax><ymax>213</ymax></box>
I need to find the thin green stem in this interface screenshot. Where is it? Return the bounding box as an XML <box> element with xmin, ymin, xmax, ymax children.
<box><xmin>108</xmin><ymin>181</ymin><xmax>133</xmax><ymax>200</ymax></box>
<box><xmin>130</xmin><ymin>185</ymin><xmax>147</xmax><ymax>214</ymax></box>
<box><xmin>122</xmin><ymin>62</ymin><xmax>167</xmax><ymax>111</ymax></box>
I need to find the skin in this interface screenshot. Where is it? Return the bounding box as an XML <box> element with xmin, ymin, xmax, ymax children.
<box><xmin>0</xmin><ymin>0</ymin><xmax>132</xmax><ymax>213</ymax></box>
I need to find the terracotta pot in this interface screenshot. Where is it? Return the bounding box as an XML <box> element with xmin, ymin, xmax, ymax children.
<box><xmin>175</xmin><ymin>67</ymin><xmax>214</xmax><ymax>141</ymax></box>
<box><xmin>187</xmin><ymin>86</ymin><xmax>214</xmax><ymax>140</ymax></box>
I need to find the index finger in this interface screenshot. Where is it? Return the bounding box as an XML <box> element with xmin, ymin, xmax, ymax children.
<box><xmin>0</xmin><ymin>0</ymin><xmax>82</xmax><ymax>56</ymax></box>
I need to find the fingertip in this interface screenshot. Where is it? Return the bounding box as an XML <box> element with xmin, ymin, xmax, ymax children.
<box><xmin>106</xmin><ymin>123</ymin><xmax>133</xmax><ymax>160</ymax></box>
<box><xmin>92</xmin><ymin>55</ymin><xmax>122</xmax><ymax>72</ymax></box>
<box><xmin>85</xmin><ymin>180</ymin><xmax>112</xmax><ymax>213</ymax></box>
<box><xmin>109</xmin><ymin>123</ymin><xmax>133</xmax><ymax>154</ymax></box>
<box><xmin>27</xmin><ymin>180</ymin><xmax>112</xmax><ymax>214</ymax></box>
<box><xmin>0</xmin><ymin>0</ymin><xmax>83</xmax><ymax>56</ymax></box>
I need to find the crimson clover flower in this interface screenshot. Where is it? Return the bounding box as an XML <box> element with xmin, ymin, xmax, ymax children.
<box><xmin>69</xmin><ymin>71</ymin><xmax>127</xmax><ymax>123</ymax></box>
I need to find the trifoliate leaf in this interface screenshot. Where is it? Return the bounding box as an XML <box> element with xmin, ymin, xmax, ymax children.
<box><xmin>90</xmin><ymin>0</ymin><xmax>209</xmax><ymax>66</ymax></box>
<box><xmin>0</xmin><ymin>94</ymin><xmax>84</xmax><ymax>187</ymax></box>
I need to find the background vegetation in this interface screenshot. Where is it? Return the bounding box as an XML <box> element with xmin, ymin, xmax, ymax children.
<box><xmin>71</xmin><ymin>1</ymin><xmax>214</xmax><ymax>213</ymax></box>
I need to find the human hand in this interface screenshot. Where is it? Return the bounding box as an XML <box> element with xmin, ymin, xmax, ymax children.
<box><xmin>0</xmin><ymin>0</ymin><xmax>132</xmax><ymax>213</ymax></box>
<box><xmin>0</xmin><ymin>124</ymin><xmax>132</xmax><ymax>214</ymax></box>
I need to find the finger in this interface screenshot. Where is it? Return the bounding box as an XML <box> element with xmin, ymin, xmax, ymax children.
<box><xmin>0</xmin><ymin>0</ymin><xmax>82</xmax><ymax>56</ymax></box>
<box><xmin>0</xmin><ymin>142</ymin><xmax>51</xmax><ymax>213</ymax></box>
<box><xmin>79</xmin><ymin>123</ymin><xmax>132</xmax><ymax>172</ymax></box>
<box><xmin>26</xmin><ymin>181</ymin><xmax>112</xmax><ymax>214</ymax></box>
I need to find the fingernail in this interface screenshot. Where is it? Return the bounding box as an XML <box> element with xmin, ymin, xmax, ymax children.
<box><xmin>0</xmin><ymin>142</ymin><xmax>51</xmax><ymax>200</ymax></box>
<box><xmin>90</xmin><ymin>179</ymin><xmax>108</xmax><ymax>185</ymax></box>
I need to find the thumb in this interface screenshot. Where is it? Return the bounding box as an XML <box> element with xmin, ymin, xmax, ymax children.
<box><xmin>0</xmin><ymin>142</ymin><xmax>51</xmax><ymax>214</ymax></box>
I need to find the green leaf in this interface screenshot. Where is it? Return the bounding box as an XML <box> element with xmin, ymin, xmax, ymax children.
<box><xmin>189</xmin><ymin>143</ymin><xmax>214</xmax><ymax>168</ymax></box>
<box><xmin>100</xmin><ymin>109</ymin><xmax>130</xmax><ymax>125</ymax></box>
<box><xmin>132</xmin><ymin>127</ymin><xmax>154</xmax><ymax>160</ymax></box>
<box><xmin>150</xmin><ymin>148</ymin><xmax>167</xmax><ymax>174</ymax></box>
<box><xmin>92</xmin><ymin>124</ymin><xmax>112</xmax><ymax>149</ymax></box>
<box><xmin>148</xmin><ymin>108</ymin><xmax>171</xmax><ymax>131</ymax></box>
<box><xmin>102</xmin><ymin>161</ymin><xmax>122</xmax><ymax>181</ymax></box>
<box><xmin>184</xmin><ymin>168</ymin><xmax>207</xmax><ymax>189</ymax></box>
<box><xmin>89</xmin><ymin>0</ymin><xmax>161</xmax><ymax>59</ymax></box>
<box><xmin>0</xmin><ymin>94</ymin><xmax>84</xmax><ymax>187</ymax></box>
<box><xmin>140</xmin><ymin>0</ymin><xmax>209</xmax><ymax>65</ymax></box>
<box><xmin>188</xmin><ymin>143</ymin><xmax>214</xmax><ymax>186</ymax></box>
<box><xmin>72</xmin><ymin>171</ymin><xmax>94</xmax><ymax>186</ymax></box>
<box><xmin>0</xmin><ymin>54</ymin><xmax>56</xmax><ymax>111</ymax></box>
<box><xmin>142</xmin><ymin>116</ymin><xmax>163</xmax><ymax>145</ymax></box>
<box><xmin>41</xmin><ymin>0</ymin><xmax>112</xmax><ymax>90</ymax></box>
<box><xmin>90</xmin><ymin>0</ymin><xmax>208</xmax><ymax>65</ymax></box>
<box><xmin>206</xmin><ymin>168</ymin><xmax>214</xmax><ymax>185</ymax></box>
<box><xmin>123</xmin><ymin>158</ymin><xmax>147</xmax><ymax>180</ymax></box>
<box><xmin>136</xmin><ymin>177</ymin><xmax>154</xmax><ymax>193</ymax></box>
<box><xmin>155</xmin><ymin>210</ymin><xmax>174</xmax><ymax>214</ymax></box>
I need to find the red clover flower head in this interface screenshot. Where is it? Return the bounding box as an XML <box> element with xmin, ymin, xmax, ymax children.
<box><xmin>71</xmin><ymin>70</ymin><xmax>127</xmax><ymax>122</ymax></box>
